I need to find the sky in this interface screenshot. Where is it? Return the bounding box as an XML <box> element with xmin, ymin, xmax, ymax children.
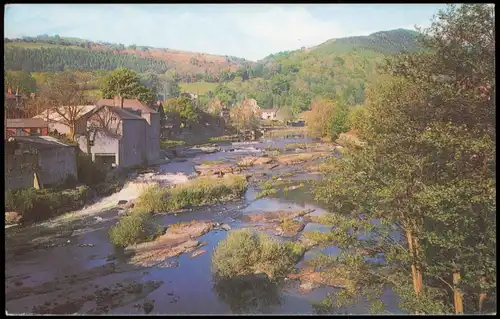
<box><xmin>4</xmin><ymin>4</ymin><xmax>448</xmax><ymax>61</ymax></box>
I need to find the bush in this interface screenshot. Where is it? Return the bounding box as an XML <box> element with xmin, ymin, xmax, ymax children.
<box><xmin>135</xmin><ymin>175</ymin><xmax>248</xmax><ymax>213</ymax></box>
<box><xmin>109</xmin><ymin>210</ymin><xmax>162</xmax><ymax>247</ymax></box>
<box><xmin>212</xmin><ymin>229</ymin><xmax>305</xmax><ymax>281</ymax></box>
<box><xmin>5</xmin><ymin>186</ymin><xmax>93</xmax><ymax>223</ymax></box>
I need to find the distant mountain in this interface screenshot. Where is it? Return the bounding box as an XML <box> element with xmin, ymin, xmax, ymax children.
<box><xmin>3</xmin><ymin>35</ymin><xmax>254</xmax><ymax>82</ymax></box>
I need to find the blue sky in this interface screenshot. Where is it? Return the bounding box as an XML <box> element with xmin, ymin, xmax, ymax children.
<box><xmin>5</xmin><ymin>4</ymin><xmax>448</xmax><ymax>61</ymax></box>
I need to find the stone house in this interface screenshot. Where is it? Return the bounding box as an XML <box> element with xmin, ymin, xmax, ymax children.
<box><xmin>6</xmin><ymin>118</ymin><xmax>49</xmax><ymax>138</ymax></box>
<box><xmin>32</xmin><ymin>97</ymin><xmax>161</xmax><ymax>169</ymax></box>
<box><xmin>5</xmin><ymin>136</ymin><xmax>78</xmax><ymax>190</ymax></box>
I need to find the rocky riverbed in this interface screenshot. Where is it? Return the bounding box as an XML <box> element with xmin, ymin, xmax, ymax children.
<box><xmin>5</xmin><ymin>136</ymin><xmax>401</xmax><ymax>315</ymax></box>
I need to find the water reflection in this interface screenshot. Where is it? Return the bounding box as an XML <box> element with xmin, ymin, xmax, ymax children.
<box><xmin>212</xmin><ymin>275</ymin><xmax>283</xmax><ymax>314</ymax></box>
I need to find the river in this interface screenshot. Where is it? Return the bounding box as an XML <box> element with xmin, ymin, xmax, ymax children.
<box><xmin>5</xmin><ymin>136</ymin><xmax>403</xmax><ymax>315</ymax></box>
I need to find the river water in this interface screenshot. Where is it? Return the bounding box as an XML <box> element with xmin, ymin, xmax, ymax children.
<box><xmin>5</xmin><ymin>136</ymin><xmax>403</xmax><ymax>315</ymax></box>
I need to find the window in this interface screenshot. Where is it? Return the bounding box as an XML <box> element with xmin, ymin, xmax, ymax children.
<box><xmin>30</xmin><ymin>128</ymin><xmax>41</xmax><ymax>136</ymax></box>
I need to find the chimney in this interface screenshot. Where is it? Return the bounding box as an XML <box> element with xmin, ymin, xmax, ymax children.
<box><xmin>113</xmin><ymin>96</ymin><xmax>124</xmax><ymax>108</ymax></box>
<box><xmin>7</xmin><ymin>88</ymin><xmax>12</xmax><ymax>95</ymax></box>
<box><xmin>16</xmin><ymin>86</ymin><xmax>19</xmax><ymax>96</ymax></box>
<box><xmin>30</xmin><ymin>92</ymin><xmax>35</xmax><ymax>100</ymax></box>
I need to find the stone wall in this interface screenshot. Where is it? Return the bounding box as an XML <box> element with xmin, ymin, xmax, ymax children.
<box><xmin>5</xmin><ymin>153</ymin><xmax>38</xmax><ymax>190</ymax></box>
<box><xmin>37</xmin><ymin>147</ymin><xmax>78</xmax><ymax>187</ymax></box>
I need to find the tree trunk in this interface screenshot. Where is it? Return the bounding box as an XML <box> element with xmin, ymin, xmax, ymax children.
<box><xmin>478</xmin><ymin>275</ymin><xmax>487</xmax><ymax>313</ymax></box>
<box><xmin>453</xmin><ymin>271</ymin><xmax>464</xmax><ymax>314</ymax></box>
<box><xmin>406</xmin><ymin>229</ymin><xmax>423</xmax><ymax>297</ymax></box>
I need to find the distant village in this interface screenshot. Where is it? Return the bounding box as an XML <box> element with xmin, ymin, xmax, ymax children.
<box><xmin>4</xmin><ymin>87</ymin><xmax>284</xmax><ymax>191</ymax></box>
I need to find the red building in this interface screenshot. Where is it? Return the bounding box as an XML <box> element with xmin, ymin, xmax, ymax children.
<box><xmin>6</xmin><ymin>118</ymin><xmax>49</xmax><ymax>138</ymax></box>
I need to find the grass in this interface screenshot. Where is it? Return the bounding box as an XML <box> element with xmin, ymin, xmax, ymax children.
<box><xmin>134</xmin><ymin>174</ymin><xmax>248</xmax><ymax>214</ymax></box>
<box><xmin>255</xmin><ymin>178</ymin><xmax>296</xmax><ymax>199</ymax></box>
<box><xmin>284</xmin><ymin>143</ymin><xmax>307</xmax><ymax>150</ymax></box>
<box><xmin>180</xmin><ymin>81</ymin><xmax>218</xmax><ymax>95</ymax></box>
<box><xmin>208</xmin><ymin>135</ymin><xmax>240</xmax><ymax>143</ymax></box>
<box><xmin>200</xmin><ymin>159</ymin><xmax>225</xmax><ymax>166</ymax></box>
<box><xmin>109</xmin><ymin>210</ymin><xmax>163</xmax><ymax>247</ymax></box>
<box><xmin>160</xmin><ymin>140</ymin><xmax>186</xmax><ymax>149</ymax></box>
<box><xmin>212</xmin><ymin>229</ymin><xmax>306</xmax><ymax>281</ymax></box>
<box><xmin>263</xmin><ymin>127</ymin><xmax>307</xmax><ymax>139</ymax></box>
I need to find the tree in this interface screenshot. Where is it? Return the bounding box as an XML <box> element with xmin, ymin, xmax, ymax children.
<box><xmin>275</xmin><ymin>106</ymin><xmax>295</xmax><ymax>124</ymax></box>
<box><xmin>311</xmin><ymin>3</ymin><xmax>495</xmax><ymax>315</ymax></box>
<box><xmin>163</xmin><ymin>97</ymin><xmax>199</xmax><ymax>127</ymax></box>
<box><xmin>4</xmin><ymin>70</ymin><xmax>37</xmax><ymax>93</ymax></box>
<box><xmin>215</xmin><ymin>84</ymin><xmax>237</xmax><ymax>107</ymax></box>
<box><xmin>100</xmin><ymin>68</ymin><xmax>156</xmax><ymax>106</ymax></box>
<box><xmin>304</xmin><ymin>98</ymin><xmax>335</xmax><ymax>139</ymax></box>
<box><xmin>38</xmin><ymin>72</ymin><xmax>89</xmax><ymax>140</ymax></box>
<box><xmin>329</xmin><ymin>97</ymin><xmax>350</xmax><ymax>139</ymax></box>
<box><xmin>229</xmin><ymin>103</ymin><xmax>260</xmax><ymax>134</ymax></box>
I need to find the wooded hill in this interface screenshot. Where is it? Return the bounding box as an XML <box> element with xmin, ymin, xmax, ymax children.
<box><xmin>4</xmin><ymin>29</ymin><xmax>422</xmax><ymax>111</ymax></box>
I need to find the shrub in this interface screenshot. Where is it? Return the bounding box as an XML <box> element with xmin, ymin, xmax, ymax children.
<box><xmin>135</xmin><ymin>175</ymin><xmax>248</xmax><ymax>213</ymax></box>
<box><xmin>5</xmin><ymin>186</ymin><xmax>92</xmax><ymax>223</ymax></box>
<box><xmin>212</xmin><ymin>229</ymin><xmax>305</xmax><ymax>281</ymax></box>
<box><xmin>109</xmin><ymin>210</ymin><xmax>162</xmax><ymax>247</ymax></box>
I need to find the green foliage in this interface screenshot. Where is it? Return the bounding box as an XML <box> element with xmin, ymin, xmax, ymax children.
<box><xmin>212</xmin><ymin>229</ymin><xmax>304</xmax><ymax>280</ymax></box>
<box><xmin>4</xmin><ymin>70</ymin><xmax>37</xmax><ymax>93</ymax></box>
<box><xmin>5</xmin><ymin>186</ymin><xmax>91</xmax><ymax>223</ymax></box>
<box><xmin>4</xmin><ymin>46</ymin><xmax>170</xmax><ymax>74</ymax></box>
<box><xmin>134</xmin><ymin>175</ymin><xmax>248</xmax><ymax>213</ymax></box>
<box><xmin>214</xmin><ymin>84</ymin><xmax>237</xmax><ymax>106</ymax></box>
<box><xmin>163</xmin><ymin>97</ymin><xmax>200</xmax><ymax>125</ymax></box>
<box><xmin>330</xmin><ymin>98</ymin><xmax>350</xmax><ymax>139</ymax></box>
<box><xmin>312</xmin><ymin>4</ymin><xmax>495</xmax><ymax>315</ymax></box>
<box><xmin>108</xmin><ymin>210</ymin><xmax>162</xmax><ymax>247</ymax></box>
<box><xmin>100</xmin><ymin>68</ymin><xmax>156</xmax><ymax>105</ymax></box>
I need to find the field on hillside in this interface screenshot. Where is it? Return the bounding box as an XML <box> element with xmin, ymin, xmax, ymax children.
<box><xmin>4</xmin><ymin>42</ymin><xmax>86</xmax><ymax>50</ymax></box>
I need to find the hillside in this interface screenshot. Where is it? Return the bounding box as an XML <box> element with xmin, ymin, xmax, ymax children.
<box><xmin>4</xmin><ymin>29</ymin><xmax>422</xmax><ymax>112</ymax></box>
<box><xmin>4</xmin><ymin>35</ymin><xmax>253</xmax><ymax>82</ymax></box>
<box><xmin>200</xmin><ymin>29</ymin><xmax>423</xmax><ymax>111</ymax></box>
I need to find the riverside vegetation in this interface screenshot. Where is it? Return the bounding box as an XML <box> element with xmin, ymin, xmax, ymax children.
<box><xmin>109</xmin><ymin>175</ymin><xmax>248</xmax><ymax>247</ymax></box>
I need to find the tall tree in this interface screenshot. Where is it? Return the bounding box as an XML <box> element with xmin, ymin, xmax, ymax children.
<box><xmin>311</xmin><ymin>3</ymin><xmax>495</xmax><ymax>315</ymax></box>
<box><xmin>100</xmin><ymin>68</ymin><xmax>156</xmax><ymax>106</ymax></box>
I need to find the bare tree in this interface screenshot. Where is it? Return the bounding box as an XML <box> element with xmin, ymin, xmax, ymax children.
<box><xmin>39</xmin><ymin>72</ymin><xmax>89</xmax><ymax>140</ymax></box>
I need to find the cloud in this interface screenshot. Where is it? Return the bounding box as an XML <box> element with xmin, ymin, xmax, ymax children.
<box><xmin>227</xmin><ymin>6</ymin><xmax>347</xmax><ymax>60</ymax></box>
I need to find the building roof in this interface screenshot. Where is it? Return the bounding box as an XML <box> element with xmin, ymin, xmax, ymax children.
<box><xmin>96</xmin><ymin>98</ymin><xmax>157</xmax><ymax>114</ymax></box>
<box><xmin>90</xmin><ymin>105</ymin><xmax>145</xmax><ymax>121</ymax></box>
<box><xmin>7</xmin><ymin>118</ymin><xmax>49</xmax><ymax>128</ymax></box>
<box><xmin>33</xmin><ymin>105</ymin><xmax>97</xmax><ymax>122</ymax></box>
<box><xmin>14</xmin><ymin>136</ymin><xmax>75</xmax><ymax>150</ymax></box>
